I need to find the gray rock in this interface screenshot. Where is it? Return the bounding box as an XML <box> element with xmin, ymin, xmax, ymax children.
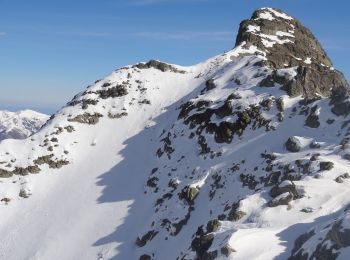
<box><xmin>179</xmin><ymin>186</ymin><xmax>199</xmax><ymax>204</ymax></box>
<box><xmin>0</xmin><ymin>168</ymin><xmax>12</xmax><ymax>178</ymax></box>
<box><xmin>309</xmin><ymin>141</ymin><xmax>321</xmax><ymax>149</ymax></box>
<box><xmin>191</xmin><ymin>233</ymin><xmax>214</xmax><ymax>257</ymax></box>
<box><xmin>305</xmin><ymin>106</ymin><xmax>320</xmax><ymax>128</ymax></box>
<box><xmin>221</xmin><ymin>244</ymin><xmax>236</xmax><ymax>257</ymax></box>
<box><xmin>276</xmin><ymin>97</ymin><xmax>285</xmax><ymax>112</ymax></box>
<box><xmin>206</xmin><ymin>219</ymin><xmax>221</xmax><ymax>233</ymax></box>
<box><xmin>227</xmin><ymin>202</ymin><xmax>246</xmax><ymax>221</ymax></box>
<box><xmin>139</xmin><ymin>255</ymin><xmax>151</xmax><ymax>260</ymax></box>
<box><xmin>205</xmin><ymin>79</ymin><xmax>216</xmax><ymax>91</ymax></box>
<box><xmin>268</xmin><ymin>192</ymin><xmax>294</xmax><ymax>207</ymax></box>
<box><xmin>285</xmin><ymin>136</ymin><xmax>302</xmax><ymax>153</ymax></box>
<box><xmin>235</xmin><ymin>8</ymin><xmax>349</xmax><ymax>100</ymax></box>
<box><xmin>68</xmin><ymin>113</ymin><xmax>103</xmax><ymax>125</ymax></box>
<box><xmin>19</xmin><ymin>189</ymin><xmax>30</xmax><ymax>198</ymax></box>
<box><xmin>335</xmin><ymin>173</ymin><xmax>350</xmax><ymax>183</ymax></box>
<box><xmin>270</xmin><ymin>181</ymin><xmax>299</xmax><ymax>198</ymax></box>
<box><xmin>134</xmin><ymin>60</ymin><xmax>186</xmax><ymax>73</ymax></box>
<box><xmin>135</xmin><ymin>230</ymin><xmax>158</xmax><ymax>247</ymax></box>
<box><xmin>319</xmin><ymin>161</ymin><xmax>334</xmax><ymax>171</ymax></box>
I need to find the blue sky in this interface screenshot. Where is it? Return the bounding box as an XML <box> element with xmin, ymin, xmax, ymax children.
<box><xmin>0</xmin><ymin>0</ymin><xmax>349</xmax><ymax>114</ymax></box>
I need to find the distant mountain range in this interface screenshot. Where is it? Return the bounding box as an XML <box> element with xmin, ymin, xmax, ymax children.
<box><xmin>0</xmin><ymin>109</ymin><xmax>48</xmax><ymax>141</ymax></box>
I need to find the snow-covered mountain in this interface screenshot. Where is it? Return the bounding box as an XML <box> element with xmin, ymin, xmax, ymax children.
<box><xmin>0</xmin><ymin>109</ymin><xmax>48</xmax><ymax>141</ymax></box>
<box><xmin>0</xmin><ymin>7</ymin><xmax>349</xmax><ymax>260</ymax></box>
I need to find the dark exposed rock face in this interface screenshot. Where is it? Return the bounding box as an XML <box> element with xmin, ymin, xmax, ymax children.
<box><xmin>201</xmin><ymin>79</ymin><xmax>216</xmax><ymax>94</ymax></box>
<box><xmin>191</xmin><ymin>233</ymin><xmax>214</xmax><ymax>258</ymax></box>
<box><xmin>234</xmin><ymin>7</ymin><xmax>349</xmax><ymax>100</ymax></box>
<box><xmin>68</xmin><ymin>113</ymin><xmax>103</xmax><ymax>125</ymax></box>
<box><xmin>135</xmin><ymin>230</ymin><xmax>158</xmax><ymax>247</ymax></box>
<box><xmin>305</xmin><ymin>106</ymin><xmax>320</xmax><ymax>128</ymax></box>
<box><xmin>330</xmin><ymin>85</ymin><xmax>350</xmax><ymax>116</ymax></box>
<box><xmin>134</xmin><ymin>60</ymin><xmax>186</xmax><ymax>73</ymax></box>
<box><xmin>97</xmin><ymin>85</ymin><xmax>128</xmax><ymax>99</ymax></box>
<box><xmin>236</xmin><ymin>8</ymin><xmax>332</xmax><ymax>68</ymax></box>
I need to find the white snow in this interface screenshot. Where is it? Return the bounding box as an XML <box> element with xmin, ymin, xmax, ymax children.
<box><xmin>276</xmin><ymin>31</ymin><xmax>294</xmax><ymax>38</ymax></box>
<box><xmin>304</xmin><ymin>57</ymin><xmax>312</xmax><ymax>64</ymax></box>
<box><xmin>257</xmin><ymin>11</ymin><xmax>275</xmax><ymax>21</ymax></box>
<box><xmin>0</xmin><ymin>109</ymin><xmax>48</xmax><ymax>141</ymax></box>
<box><xmin>0</xmin><ymin>12</ymin><xmax>348</xmax><ymax>260</ymax></box>
<box><xmin>247</xmin><ymin>25</ymin><xmax>260</xmax><ymax>33</ymax></box>
<box><xmin>257</xmin><ymin>8</ymin><xmax>293</xmax><ymax>21</ymax></box>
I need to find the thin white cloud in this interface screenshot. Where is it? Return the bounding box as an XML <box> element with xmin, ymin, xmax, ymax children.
<box><xmin>0</xmin><ymin>32</ymin><xmax>6</xmax><ymax>36</ymax></box>
<box><xmin>131</xmin><ymin>31</ymin><xmax>232</xmax><ymax>41</ymax></box>
<box><xmin>324</xmin><ymin>45</ymin><xmax>349</xmax><ymax>52</ymax></box>
<box><xmin>48</xmin><ymin>31</ymin><xmax>112</xmax><ymax>38</ymax></box>
<box><xmin>128</xmin><ymin>0</ymin><xmax>207</xmax><ymax>5</ymax></box>
<box><xmin>75</xmin><ymin>32</ymin><xmax>112</xmax><ymax>37</ymax></box>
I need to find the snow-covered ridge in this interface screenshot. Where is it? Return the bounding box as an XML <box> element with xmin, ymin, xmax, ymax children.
<box><xmin>0</xmin><ymin>109</ymin><xmax>49</xmax><ymax>141</ymax></box>
<box><xmin>0</xmin><ymin>7</ymin><xmax>349</xmax><ymax>260</ymax></box>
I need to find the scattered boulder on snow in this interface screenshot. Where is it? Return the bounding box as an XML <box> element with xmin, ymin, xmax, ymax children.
<box><xmin>260</xmin><ymin>98</ymin><xmax>274</xmax><ymax>111</ymax></box>
<box><xmin>179</xmin><ymin>186</ymin><xmax>199</xmax><ymax>204</ymax></box>
<box><xmin>305</xmin><ymin>106</ymin><xmax>320</xmax><ymax>128</ymax></box>
<box><xmin>206</xmin><ymin>219</ymin><xmax>221</xmax><ymax>233</ymax></box>
<box><xmin>227</xmin><ymin>202</ymin><xmax>246</xmax><ymax>221</ymax></box>
<box><xmin>270</xmin><ymin>181</ymin><xmax>299</xmax><ymax>198</ymax></box>
<box><xmin>68</xmin><ymin>113</ymin><xmax>103</xmax><ymax>125</ymax></box>
<box><xmin>309</xmin><ymin>141</ymin><xmax>321</xmax><ymax>149</ymax></box>
<box><xmin>215</xmin><ymin>100</ymin><xmax>233</xmax><ymax>118</ymax></box>
<box><xmin>335</xmin><ymin>173</ymin><xmax>350</xmax><ymax>183</ymax></box>
<box><xmin>19</xmin><ymin>188</ymin><xmax>31</xmax><ymax>198</ymax></box>
<box><xmin>201</xmin><ymin>79</ymin><xmax>216</xmax><ymax>93</ymax></box>
<box><xmin>1</xmin><ymin>197</ymin><xmax>10</xmax><ymax>204</ymax></box>
<box><xmin>268</xmin><ymin>192</ymin><xmax>293</xmax><ymax>207</ymax></box>
<box><xmin>135</xmin><ymin>230</ymin><xmax>158</xmax><ymax>247</ymax></box>
<box><xmin>319</xmin><ymin>161</ymin><xmax>334</xmax><ymax>171</ymax></box>
<box><xmin>276</xmin><ymin>97</ymin><xmax>285</xmax><ymax>112</ymax></box>
<box><xmin>139</xmin><ymin>254</ymin><xmax>151</xmax><ymax>260</ymax></box>
<box><xmin>221</xmin><ymin>244</ymin><xmax>236</xmax><ymax>257</ymax></box>
<box><xmin>108</xmin><ymin>112</ymin><xmax>128</xmax><ymax>119</ymax></box>
<box><xmin>285</xmin><ymin>136</ymin><xmax>302</xmax><ymax>152</ymax></box>
<box><xmin>33</xmin><ymin>154</ymin><xmax>69</xmax><ymax>169</ymax></box>
<box><xmin>269</xmin><ymin>181</ymin><xmax>299</xmax><ymax>207</ymax></box>
<box><xmin>215</xmin><ymin>122</ymin><xmax>235</xmax><ymax>143</ymax></box>
<box><xmin>98</xmin><ymin>84</ymin><xmax>128</xmax><ymax>99</ymax></box>
<box><xmin>134</xmin><ymin>60</ymin><xmax>186</xmax><ymax>73</ymax></box>
<box><xmin>191</xmin><ymin>233</ymin><xmax>214</xmax><ymax>258</ymax></box>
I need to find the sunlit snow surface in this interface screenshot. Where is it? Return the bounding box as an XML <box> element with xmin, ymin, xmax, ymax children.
<box><xmin>0</xmin><ymin>7</ymin><xmax>349</xmax><ymax>260</ymax></box>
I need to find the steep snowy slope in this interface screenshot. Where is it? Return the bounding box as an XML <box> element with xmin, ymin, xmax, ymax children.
<box><xmin>0</xmin><ymin>7</ymin><xmax>350</xmax><ymax>260</ymax></box>
<box><xmin>0</xmin><ymin>110</ymin><xmax>48</xmax><ymax>141</ymax></box>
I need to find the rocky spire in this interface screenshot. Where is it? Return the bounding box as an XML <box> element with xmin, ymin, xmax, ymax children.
<box><xmin>234</xmin><ymin>8</ymin><xmax>349</xmax><ymax>100</ymax></box>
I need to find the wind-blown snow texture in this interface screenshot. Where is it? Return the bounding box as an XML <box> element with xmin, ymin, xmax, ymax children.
<box><xmin>0</xmin><ymin>110</ymin><xmax>48</xmax><ymax>141</ymax></box>
<box><xmin>0</xmin><ymin>7</ymin><xmax>350</xmax><ymax>260</ymax></box>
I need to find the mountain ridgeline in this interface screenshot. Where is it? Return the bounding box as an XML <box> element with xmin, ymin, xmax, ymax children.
<box><xmin>0</xmin><ymin>7</ymin><xmax>349</xmax><ymax>260</ymax></box>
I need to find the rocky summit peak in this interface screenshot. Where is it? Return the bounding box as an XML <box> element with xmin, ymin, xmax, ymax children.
<box><xmin>234</xmin><ymin>7</ymin><xmax>349</xmax><ymax>100</ymax></box>
<box><xmin>235</xmin><ymin>7</ymin><xmax>331</xmax><ymax>68</ymax></box>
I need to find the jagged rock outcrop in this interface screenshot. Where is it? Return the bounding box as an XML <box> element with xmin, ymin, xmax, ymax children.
<box><xmin>235</xmin><ymin>7</ymin><xmax>349</xmax><ymax>100</ymax></box>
